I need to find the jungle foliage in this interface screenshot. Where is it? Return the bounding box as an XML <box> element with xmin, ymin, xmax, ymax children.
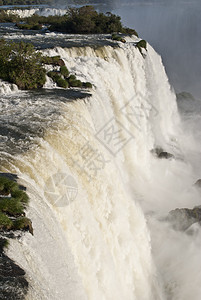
<box><xmin>0</xmin><ymin>39</ymin><xmax>46</xmax><ymax>89</ymax></box>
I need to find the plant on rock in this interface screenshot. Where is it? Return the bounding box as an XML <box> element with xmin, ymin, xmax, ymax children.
<box><xmin>60</xmin><ymin>66</ymin><xmax>69</xmax><ymax>78</ymax></box>
<box><xmin>0</xmin><ymin>39</ymin><xmax>46</xmax><ymax>89</ymax></box>
<box><xmin>136</xmin><ymin>39</ymin><xmax>147</xmax><ymax>56</ymax></box>
<box><xmin>0</xmin><ymin>176</ymin><xmax>32</xmax><ymax>235</ymax></box>
<box><xmin>0</xmin><ymin>39</ymin><xmax>93</xmax><ymax>90</ymax></box>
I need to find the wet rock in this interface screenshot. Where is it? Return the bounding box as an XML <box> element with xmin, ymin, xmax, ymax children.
<box><xmin>185</xmin><ymin>222</ymin><xmax>201</xmax><ymax>235</ymax></box>
<box><xmin>57</xmin><ymin>58</ymin><xmax>65</xmax><ymax>67</ymax></box>
<box><xmin>0</xmin><ymin>174</ymin><xmax>31</xmax><ymax>299</ymax></box>
<box><xmin>158</xmin><ymin>151</ymin><xmax>174</xmax><ymax>159</ymax></box>
<box><xmin>0</xmin><ymin>173</ymin><xmax>26</xmax><ymax>191</ymax></box>
<box><xmin>167</xmin><ymin>206</ymin><xmax>201</xmax><ymax>231</ymax></box>
<box><xmin>0</xmin><ymin>173</ymin><xmax>18</xmax><ymax>182</ymax></box>
<box><xmin>151</xmin><ymin>147</ymin><xmax>174</xmax><ymax>159</ymax></box>
<box><xmin>194</xmin><ymin>179</ymin><xmax>201</xmax><ymax>188</ymax></box>
<box><xmin>0</xmin><ymin>251</ymin><xmax>28</xmax><ymax>300</ymax></box>
<box><xmin>13</xmin><ymin>217</ymin><xmax>33</xmax><ymax>235</ymax></box>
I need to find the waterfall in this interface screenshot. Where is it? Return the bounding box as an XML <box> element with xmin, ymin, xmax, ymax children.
<box><xmin>1</xmin><ymin>39</ymin><xmax>185</xmax><ymax>299</ymax></box>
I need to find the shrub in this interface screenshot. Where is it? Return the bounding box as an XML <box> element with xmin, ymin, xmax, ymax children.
<box><xmin>16</xmin><ymin>23</ymin><xmax>42</xmax><ymax>30</ymax></box>
<box><xmin>0</xmin><ymin>174</ymin><xmax>33</xmax><ymax>251</ymax></box>
<box><xmin>69</xmin><ymin>79</ymin><xmax>82</xmax><ymax>88</ymax></box>
<box><xmin>137</xmin><ymin>39</ymin><xmax>147</xmax><ymax>50</ymax></box>
<box><xmin>121</xmin><ymin>27</ymin><xmax>138</xmax><ymax>37</ymax></box>
<box><xmin>1</xmin><ymin>6</ymin><xmax>138</xmax><ymax>36</ymax></box>
<box><xmin>60</xmin><ymin>66</ymin><xmax>69</xmax><ymax>78</ymax></box>
<box><xmin>16</xmin><ymin>23</ymin><xmax>42</xmax><ymax>31</ymax></box>
<box><xmin>0</xmin><ymin>175</ymin><xmax>29</xmax><ymax>228</ymax></box>
<box><xmin>0</xmin><ymin>40</ymin><xmax>46</xmax><ymax>89</ymax></box>
<box><xmin>0</xmin><ymin>10</ymin><xmax>20</xmax><ymax>23</ymax></box>
<box><xmin>0</xmin><ymin>198</ymin><xmax>24</xmax><ymax>216</ymax></box>
<box><xmin>111</xmin><ymin>34</ymin><xmax>126</xmax><ymax>43</ymax></box>
<box><xmin>83</xmin><ymin>82</ymin><xmax>92</xmax><ymax>88</ymax></box>
<box><xmin>11</xmin><ymin>189</ymin><xmax>29</xmax><ymax>204</ymax></box>
<box><xmin>136</xmin><ymin>40</ymin><xmax>147</xmax><ymax>56</ymax></box>
<box><xmin>0</xmin><ymin>212</ymin><xmax>13</xmax><ymax>230</ymax></box>
<box><xmin>68</xmin><ymin>74</ymin><xmax>76</xmax><ymax>82</ymax></box>
<box><xmin>42</xmin><ymin>55</ymin><xmax>65</xmax><ymax>66</ymax></box>
<box><xmin>112</xmin><ymin>34</ymin><xmax>122</xmax><ymax>41</ymax></box>
<box><xmin>47</xmin><ymin>62</ymin><xmax>92</xmax><ymax>89</ymax></box>
<box><xmin>32</xmin><ymin>24</ymin><xmax>43</xmax><ymax>30</ymax></box>
<box><xmin>136</xmin><ymin>40</ymin><xmax>147</xmax><ymax>50</ymax></box>
<box><xmin>56</xmin><ymin>77</ymin><xmax>69</xmax><ymax>88</ymax></box>
<box><xmin>47</xmin><ymin>6</ymin><xmax>135</xmax><ymax>35</ymax></box>
<box><xmin>0</xmin><ymin>176</ymin><xmax>18</xmax><ymax>195</ymax></box>
<box><xmin>13</xmin><ymin>217</ymin><xmax>33</xmax><ymax>234</ymax></box>
<box><xmin>47</xmin><ymin>71</ymin><xmax>69</xmax><ymax>88</ymax></box>
<box><xmin>47</xmin><ymin>71</ymin><xmax>60</xmax><ymax>80</ymax></box>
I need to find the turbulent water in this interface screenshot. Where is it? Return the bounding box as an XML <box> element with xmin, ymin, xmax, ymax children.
<box><xmin>5</xmin><ymin>7</ymin><xmax>68</xmax><ymax>18</ymax></box>
<box><xmin>0</xmin><ymin>13</ymin><xmax>201</xmax><ymax>300</ymax></box>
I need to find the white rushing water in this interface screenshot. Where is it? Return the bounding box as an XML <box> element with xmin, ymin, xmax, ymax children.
<box><xmin>5</xmin><ymin>7</ymin><xmax>68</xmax><ymax>18</ymax></box>
<box><xmin>0</xmin><ymin>79</ymin><xmax>18</xmax><ymax>95</ymax></box>
<box><xmin>1</xmin><ymin>37</ymin><xmax>201</xmax><ymax>300</ymax></box>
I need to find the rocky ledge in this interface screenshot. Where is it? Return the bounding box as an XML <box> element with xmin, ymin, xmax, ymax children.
<box><xmin>0</xmin><ymin>173</ymin><xmax>32</xmax><ymax>299</ymax></box>
<box><xmin>167</xmin><ymin>206</ymin><xmax>201</xmax><ymax>231</ymax></box>
<box><xmin>0</xmin><ymin>246</ymin><xmax>28</xmax><ymax>300</ymax></box>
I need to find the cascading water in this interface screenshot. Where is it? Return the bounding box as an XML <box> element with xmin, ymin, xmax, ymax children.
<box><xmin>5</xmin><ymin>8</ymin><xmax>68</xmax><ymax>18</ymax></box>
<box><xmin>1</xmin><ymin>37</ymin><xmax>201</xmax><ymax>300</ymax></box>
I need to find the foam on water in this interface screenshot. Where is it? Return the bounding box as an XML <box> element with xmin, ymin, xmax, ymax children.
<box><xmin>5</xmin><ymin>7</ymin><xmax>68</xmax><ymax>18</ymax></box>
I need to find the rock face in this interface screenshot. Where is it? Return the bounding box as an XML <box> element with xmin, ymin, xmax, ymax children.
<box><xmin>151</xmin><ymin>147</ymin><xmax>174</xmax><ymax>159</ymax></box>
<box><xmin>158</xmin><ymin>151</ymin><xmax>174</xmax><ymax>159</ymax></box>
<box><xmin>0</xmin><ymin>173</ymin><xmax>31</xmax><ymax>299</ymax></box>
<box><xmin>194</xmin><ymin>179</ymin><xmax>201</xmax><ymax>188</ymax></box>
<box><xmin>0</xmin><ymin>173</ymin><xmax>26</xmax><ymax>191</ymax></box>
<box><xmin>0</xmin><ymin>250</ymin><xmax>28</xmax><ymax>300</ymax></box>
<box><xmin>167</xmin><ymin>206</ymin><xmax>201</xmax><ymax>231</ymax></box>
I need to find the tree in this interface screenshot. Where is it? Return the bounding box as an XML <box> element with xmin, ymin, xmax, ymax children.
<box><xmin>0</xmin><ymin>40</ymin><xmax>46</xmax><ymax>89</ymax></box>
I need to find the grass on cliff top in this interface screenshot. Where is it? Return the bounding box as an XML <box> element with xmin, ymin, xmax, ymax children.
<box><xmin>0</xmin><ymin>176</ymin><xmax>32</xmax><ymax>235</ymax></box>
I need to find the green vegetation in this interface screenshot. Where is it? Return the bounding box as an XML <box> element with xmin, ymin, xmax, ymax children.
<box><xmin>111</xmin><ymin>34</ymin><xmax>126</xmax><ymax>43</ymax></box>
<box><xmin>41</xmin><ymin>55</ymin><xmax>65</xmax><ymax>66</ymax></box>
<box><xmin>0</xmin><ymin>39</ymin><xmax>46</xmax><ymax>89</ymax></box>
<box><xmin>0</xmin><ymin>176</ymin><xmax>32</xmax><ymax>238</ymax></box>
<box><xmin>49</xmin><ymin>6</ymin><xmax>125</xmax><ymax>34</ymax></box>
<box><xmin>69</xmin><ymin>79</ymin><xmax>82</xmax><ymax>87</ymax></box>
<box><xmin>60</xmin><ymin>65</ymin><xmax>69</xmax><ymax>78</ymax></box>
<box><xmin>47</xmin><ymin>71</ymin><xmax>69</xmax><ymax>88</ymax></box>
<box><xmin>16</xmin><ymin>23</ymin><xmax>42</xmax><ymax>30</ymax></box>
<box><xmin>47</xmin><ymin>70</ymin><xmax>60</xmax><ymax>80</ymax></box>
<box><xmin>47</xmin><ymin>70</ymin><xmax>92</xmax><ymax>89</ymax></box>
<box><xmin>136</xmin><ymin>39</ymin><xmax>147</xmax><ymax>55</ymax></box>
<box><xmin>13</xmin><ymin>216</ymin><xmax>33</xmax><ymax>233</ymax></box>
<box><xmin>0</xmin><ymin>5</ymin><xmax>138</xmax><ymax>36</ymax></box>
<box><xmin>0</xmin><ymin>237</ymin><xmax>9</xmax><ymax>251</ymax></box>
<box><xmin>56</xmin><ymin>77</ymin><xmax>69</xmax><ymax>88</ymax></box>
<box><xmin>0</xmin><ymin>197</ymin><xmax>25</xmax><ymax>216</ymax></box>
<box><xmin>1</xmin><ymin>7</ymin><xmax>127</xmax><ymax>90</ymax></box>
<box><xmin>51</xmin><ymin>6</ymin><xmax>138</xmax><ymax>35</ymax></box>
<box><xmin>0</xmin><ymin>0</ymin><xmax>52</xmax><ymax>5</ymax></box>
<box><xmin>83</xmin><ymin>82</ymin><xmax>92</xmax><ymax>88</ymax></box>
<box><xmin>0</xmin><ymin>40</ymin><xmax>92</xmax><ymax>90</ymax></box>
<box><xmin>0</xmin><ymin>9</ymin><xmax>20</xmax><ymax>22</ymax></box>
<box><xmin>68</xmin><ymin>74</ymin><xmax>76</xmax><ymax>82</ymax></box>
<box><xmin>0</xmin><ymin>212</ymin><xmax>13</xmax><ymax>230</ymax></box>
<box><xmin>23</xmin><ymin>14</ymin><xmax>67</xmax><ymax>28</ymax></box>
